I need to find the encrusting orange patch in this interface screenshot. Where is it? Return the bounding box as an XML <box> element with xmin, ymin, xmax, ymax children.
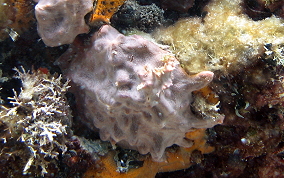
<box><xmin>83</xmin><ymin>128</ymin><xmax>214</xmax><ymax>178</ymax></box>
<box><xmin>89</xmin><ymin>0</ymin><xmax>126</xmax><ymax>25</ymax></box>
<box><xmin>38</xmin><ymin>67</ymin><xmax>49</xmax><ymax>74</ymax></box>
<box><xmin>193</xmin><ymin>86</ymin><xmax>220</xmax><ymax>104</ymax></box>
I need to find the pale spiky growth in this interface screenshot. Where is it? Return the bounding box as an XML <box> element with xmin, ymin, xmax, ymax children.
<box><xmin>0</xmin><ymin>67</ymin><xmax>72</xmax><ymax>176</ymax></box>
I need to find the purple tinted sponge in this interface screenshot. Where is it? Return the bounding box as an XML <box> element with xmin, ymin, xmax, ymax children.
<box><xmin>57</xmin><ymin>25</ymin><xmax>222</xmax><ymax>161</ymax></box>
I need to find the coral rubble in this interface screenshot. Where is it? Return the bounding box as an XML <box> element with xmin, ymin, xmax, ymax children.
<box><xmin>0</xmin><ymin>68</ymin><xmax>72</xmax><ymax>176</ymax></box>
<box><xmin>57</xmin><ymin>24</ymin><xmax>223</xmax><ymax>161</ymax></box>
<box><xmin>153</xmin><ymin>0</ymin><xmax>284</xmax><ymax>74</ymax></box>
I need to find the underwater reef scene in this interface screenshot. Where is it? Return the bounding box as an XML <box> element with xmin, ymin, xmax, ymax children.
<box><xmin>0</xmin><ymin>0</ymin><xmax>284</xmax><ymax>177</ymax></box>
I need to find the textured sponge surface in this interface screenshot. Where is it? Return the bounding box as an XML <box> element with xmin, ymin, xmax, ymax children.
<box><xmin>57</xmin><ymin>25</ymin><xmax>220</xmax><ymax>161</ymax></box>
<box><xmin>35</xmin><ymin>0</ymin><xmax>93</xmax><ymax>46</ymax></box>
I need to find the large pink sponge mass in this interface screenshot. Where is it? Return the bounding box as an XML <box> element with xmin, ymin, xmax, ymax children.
<box><xmin>57</xmin><ymin>25</ymin><xmax>222</xmax><ymax>161</ymax></box>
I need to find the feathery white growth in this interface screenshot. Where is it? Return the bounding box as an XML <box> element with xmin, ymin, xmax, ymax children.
<box><xmin>0</xmin><ymin>67</ymin><xmax>72</xmax><ymax>176</ymax></box>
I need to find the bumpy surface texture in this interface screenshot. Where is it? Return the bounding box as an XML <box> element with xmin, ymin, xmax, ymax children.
<box><xmin>34</xmin><ymin>0</ymin><xmax>93</xmax><ymax>46</ymax></box>
<box><xmin>57</xmin><ymin>25</ymin><xmax>222</xmax><ymax>161</ymax></box>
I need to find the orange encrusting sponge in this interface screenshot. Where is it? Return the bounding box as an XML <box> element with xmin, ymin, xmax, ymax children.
<box><xmin>83</xmin><ymin>128</ymin><xmax>214</xmax><ymax>178</ymax></box>
<box><xmin>89</xmin><ymin>0</ymin><xmax>126</xmax><ymax>25</ymax></box>
<box><xmin>193</xmin><ymin>86</ymin><xmax>220</xmax><ymax>104</ymax></box>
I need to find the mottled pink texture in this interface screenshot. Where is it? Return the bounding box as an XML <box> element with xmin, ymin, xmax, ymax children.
<box><xmin>34</xmin><ymin>0</ymin><xmax>93</xmax><ymax>47</ymax></box>
<box><xmin>57</xmin><ymin>25</ymin><xmax>222</xmax><ymax>161</ymax></box>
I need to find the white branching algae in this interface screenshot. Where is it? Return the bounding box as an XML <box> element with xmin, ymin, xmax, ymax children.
<box><xmin>0</xmin><ymin>67</ymin><xmax>72</xmax><ymax>176</ymax></box>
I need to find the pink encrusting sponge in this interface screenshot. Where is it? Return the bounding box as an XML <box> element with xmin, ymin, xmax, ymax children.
<box><xmin>34</xmin><ymin>0</ymin><xmax>93</xmax><ymax>46</ymax></box>
<box><xmin>57</xmin><ymin>25</ymin><xmax>223</xmax><ymax>161</ymax></box>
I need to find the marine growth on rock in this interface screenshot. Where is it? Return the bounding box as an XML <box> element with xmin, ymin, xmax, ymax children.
<box><xmin>34</xmin><ymin>0</ymin><xmax>94</xmax><ymax>46</ymax></box>
<box><xmin>0</xmin><ymin>68</ymin><xmax>72</xmax><ymax>176</ymax></box>
<box><xmin>57</xmin><ymin>25</ymin><xmax>223</xmax><ymax>161</ymax></box>
<box><xmin>153</xmin><ymin>0</ymin><xmax>284</xmax><ymax>73</ymax></box>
